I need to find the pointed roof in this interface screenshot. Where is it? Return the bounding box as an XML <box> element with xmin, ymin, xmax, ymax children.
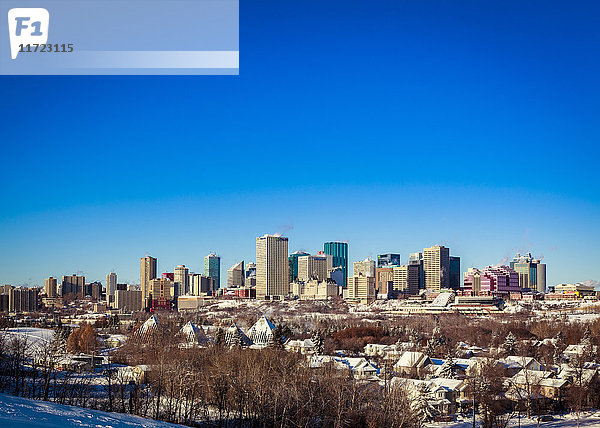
<box><xmin>246</xmin><ymin>315</ymin><xmax>276</xmax><ymax>346</ymax></box>
<box><xmin>139</xmin><ymin>315</ymin><xmax>159</xmax><ymax>335</ymax></box>
<box><xmin>180</xmin><ymin>321</ymin><xmax>208</xmax><ymax>344</ymax></box>
<box><xmin>224</xmin><ymin>323</ymin><xmax>253</xmax><ymax>347</ymax></box>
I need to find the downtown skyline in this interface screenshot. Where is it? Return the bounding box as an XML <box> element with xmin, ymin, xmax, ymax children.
<box><xmin>1</xmin><ymin>1</ymin><xmax>599</xmax><ymax>287</ymax></box>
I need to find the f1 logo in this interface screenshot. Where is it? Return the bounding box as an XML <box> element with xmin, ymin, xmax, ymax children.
<box><xmin>8</xmin><ymin>8</ymin><xmax>49</xmax><ymax>59</ymax></box>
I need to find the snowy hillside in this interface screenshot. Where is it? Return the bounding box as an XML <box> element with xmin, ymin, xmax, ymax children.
<box><xmin>0</xmin><ymin>393</ymin><xmax>183</xmax><ymax>428</ymax></box>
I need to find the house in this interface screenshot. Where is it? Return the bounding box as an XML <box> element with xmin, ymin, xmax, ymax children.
<box><xmin>504</xmin><ymin>356</ymin><xmax>542</xmax><ymax>371</ymax></box>
<box><xmin>394</xmin><ymin>351</ymin><xmax>431</xmax><ymax>377</ymax></box>
<box><xmin>285</xmin><ymin>338</ymin><xmax>316</xmax><ymax>354</ymax></box>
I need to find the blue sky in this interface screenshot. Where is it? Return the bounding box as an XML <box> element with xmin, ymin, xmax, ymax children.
<box><xmin>1</xmin><ymin>0</ymin><xmax>598</xmax><ymax>287</ymax></box>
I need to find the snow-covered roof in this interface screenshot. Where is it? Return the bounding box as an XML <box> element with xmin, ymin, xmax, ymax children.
<box><xmin>394</xmin><ymin>351</ymin><xmax>429</xmax><ymax>369</ymax></box>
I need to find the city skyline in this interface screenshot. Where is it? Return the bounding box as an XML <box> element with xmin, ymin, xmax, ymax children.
<box><xmin>1</xmin><ymin>1</ymin><xmax>598</xmax><ymax>287</ymax></box>
<box><xmin>0</xmin><ymin>235</ymin><xmax>588</xmax><ymax>290</ymax></box>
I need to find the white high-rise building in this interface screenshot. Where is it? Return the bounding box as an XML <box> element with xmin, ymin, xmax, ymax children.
<box><xmin>256</xmin><ymin>234</ymin><xmax>289</xmax><ymax>299</ymax></box>
<box><xmin>174</xmin><ymin>265</ymin><xmax>190</xmax><ymax>295</ymax></box>
<box><xmin>140</xmin><ymin>255</ymin><xmax>157</xmax><ymax>302</ymax></box>
<box><xmin>227</xmin><ymin>261</ymin><xmax>245</xmax><ymax>287</ymax></box>
<box><xmin>297</xmin><ymin>255</ymin><xmax>329</xmax><ymax>282</ymax></box>
<box><xmin>353</xmin><ymin>258</ymin><xmax>376</xmax><ymax>277</ymax></box>
<box><xmin>106</xmin><ymin>272</ymin><xmax>117</xmax><ymax>297</ymax></box>
<box><xmin>423</xmin><ymin>245</ymin><xmax>450</xmax><ymax>291</ymax></box>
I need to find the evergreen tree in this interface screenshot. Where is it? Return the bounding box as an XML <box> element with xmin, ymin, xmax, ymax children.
<box><xmin>504</xmin><ymin>332</ymin><xmax>518</xmax><ymax>356</ymax></box>
<box><xmin>312</xmin><ymin>330</ymin><xmax>325</xmax><ymax>355</ymax></box>
<box><xmin>214</xmin><ymin>328</ymin><xmax>225</xmax><ymax>347</ymax></box>
<box><xmin>268</xmin><ymin>325</ymin><xmax>286</xmax><ymax>349</ymax></box>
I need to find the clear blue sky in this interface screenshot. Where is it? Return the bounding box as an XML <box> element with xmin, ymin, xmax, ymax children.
<box><xmin>1</xmin><ymin>0</ymin><xmax>598</xmax><ymax>287</ymax></box>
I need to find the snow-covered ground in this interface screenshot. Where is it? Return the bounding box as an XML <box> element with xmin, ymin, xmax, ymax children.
<box><xmin>2</xmin><ymin>327</ymin><xmax>55</xmax><ymax>352</ymax></box>
<box><xmin>426</xmin><ymin>411</ymin><xmax>600</xmax><ymax>427</ymax></box>
<box><xmin>0</xmin><ymin>393</ymin><xmax>183</xmax><ymax>427</ymax></box>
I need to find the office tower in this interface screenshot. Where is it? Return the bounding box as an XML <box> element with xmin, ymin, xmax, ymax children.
<box><xmin>61</xmin><ymin>274</ymin><xmax>85</xmax><ymax>297</ymax></box>
<box><xmin>227</xmin><ymin>261</ymin><xmax>245</xmax><ymax>287</ymax></box>
<box><xmin>148</xmin><ymin>278</ymin><xmax>173</xmax><ymax>309</ymax></box>
<box><xmin>375</xmin><ymin>267</ymin><xmax>394</xmax><ymax>295</ymax></box>
<box><xmin>377</xmin><ymin>253</ymin><xmax>401</xmax><ymax>268</ymax></box>
<box><xmin>392</xmin><ymin>264</ymin><xmax>420</xmax><ymax>295</ymax></box>
<box><xmin>463</xmin><ymin>265</ymin><xmax>520</xmax><ymax>296</ymax></box>
<box><xmin>204</xmin><ymin>253</ymin><xmax>221</xmax><ymax>289</ymax></box>
<box><xmin>353</xmin><ymin>258</ymin><xmax>376</xmax><ymax>278</ymax></box>
<box><xmin>9</xmin><ymin>287</ymin><xmax>39</xmax><ymax>312</ymax></box>
<box><xmin>289</xmin><ymin>251</ymin><xmax>310</xmax><ymax>282</ymax></box>
<box><xmin>114</xmin><ymin>289</ymin><xmax>142</xmax><ymax>312</ymax></box>
<box><xmin>423</xmin><ymin>245</ymin><xmax>450</xmax><ymax>291</ymax></box>
<box><xmin>409</xmin><ymin>252</ymin><xmax>425</xmax><ymax>290</ymax></box>
<box><xmin>0</xmin><ymin>285</ymin><xmax>10</xmax><ymax>312</ymax></box>
<box><xmin>246</xmin><ymin>262</ymin><xmax>256</xmax><ymax>278</ymax></box>
<box><xmin>256</xmin><ymin>234</ymin><xmax>289</xmax><ymax>299</ymax></box>
<box><xmin>140</xmin><ymin>255</ymin><xmax>157</xmax><ymax>302</ymax></box>
<box><xmin>297</xmin><ymin>255</ymin><xmax>329</xmax><ymax>282</ymax></box>
<box><xmin>189</xmin><ymin>273</ymin><xmax>215</xmax><ymax>295</ymax></box>
<box><xmin>106</xmin><ymin>273</ymin><xmax>117</xmax><ymax>298</ymax></box>
<box><xmin>329</xmin><ymin>267</ymin><xmax>344</xmax><ymax>288</ymax></box>
<box><xmin>449</xmin><ymin>256</ymin><xmax>460</xmax><ymax>290</ymax></box>
<box><xmin>84</xmin><ymin>282</ymin><xmax>102</xmax><ymax>300</ymax></box>
<box><xmin>44</xmin><ymin>276</ymin><xmax>57</xmax><ymax>298</ymax></box>
<box><xmin>509</xmin><ymin>253</ymin><xmax>547</xmax><ymax>293</ymax></box>
<box><xmin>347</xmin><ymin>274</ymin><xmax>375</xmax><ymax>303</ymax></box>
<box><xmin>324</xmin><ymin>241</ymin><xmax>348</xmax><ymax>287</ymax></box>
<box><xmin>174</xmin><ymin>265</ymin><xmax>190</xmax><ymax>295</ymax></box>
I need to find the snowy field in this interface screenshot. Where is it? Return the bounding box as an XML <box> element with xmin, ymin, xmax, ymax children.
<box><xmin>0</xmin><ymin>393</ymin><xmax>183</xmax><ymax>427</ymax></box>
<box><xmin>1</xmin><ymin>327</ymin><xmax>55</xmax><ymax>352</ymax></box>
<box><xmin>426</xmin><ymin>411</ymin><xmax>600</xmax><ymax>428</ymax></box>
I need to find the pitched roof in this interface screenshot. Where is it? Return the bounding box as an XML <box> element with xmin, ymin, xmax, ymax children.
<box><xmin>179</xmin><ymin>321</ymin><xmax>207</xmax><ymax>344</ymax></box>
<box><xmin>395</xmin><ymin>351</ymin><xmax>429</xmax><ymax>369</ymax></box>
<box><xmin>246</xmin><ymin>315</ymin><xmax>276</xmax><ymax>346</ymax></box>
<box><xmin>224</xmin><ymin>323</ymin><xmax>253</xmax><ymax>346</ymax></box>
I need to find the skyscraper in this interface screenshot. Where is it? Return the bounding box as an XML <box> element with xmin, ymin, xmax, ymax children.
<box><xmin>324</xmin><ymin>241</ymin><xmax>348</xmax><ymax>287</ymax></box>
<box><xmin>44</xmin><ymin>276</ymin><xmax>57</xmax><ymax>298</ymax></box>
<box><xmin>227</xmin><ymin>261</ymin><xmax>245</xmax><ymax>287</ymax></box>
<box><xmin>377</xmin><ymin>253</ymin><xmax>401</xmax><ymax>268</ymax></box>
<box><xmin>61</xmin><ymin>274</ymin><xmax>85</xmax><ymax>297</ymax></box>
<box><xmin>409</xmin><ymin>252</ymin><xmax>425</xmax><ymax>290</ymax></box>
<box><xmin>256</xmin><ymin>234</ymin><xmax>289</xmax><ymax>299</ymax></box>
<box><xmin>289</xmin><ymin>251</ymin><xmax>310</xmax><ymax>282</ymax></box>
<box><xmin>392</xmin><ymin>264</ymin><xmax>420</xmax><ymax>295</ymax></box>
<box><xmin>140</xmin><ymin>255</ymin><xmax>157</xmax><ymax>303</ymax></box>
<box><xmin>449</xmin><ymin>256</ymin><xmax>460</xmax><ymax>290</ymax></box>
<box><xmin>204</xmin><ymin>253</ymin><xmax>221</xmax><ymax>289</ymax></box>
<box><xmin>297</xmin><ymin>255</ymin><xmax>329</xmax><ymax>282</ymax></box>
<box><xmin>353</xmin><ymin>258</ymin><xmax>376</xmax><ymax>277</ymax></box>
<box><xmin>509</xmin><ymin>253</ymin><xmax>547</xmax><ymax>293</ymax></box>
<box><xmin>423</xmin><ymin>245</ymin><xmax>450</xmax><ymax>291</ymax></box>
<box><xmin>106</xmin><ymin>272</ymin><xmax>117</xmax><ymax>297</ymax></box>
<box><xmin>174</xmin><ymin>265</ymin><xmax>190</xmax><ymax>295</ymax></box>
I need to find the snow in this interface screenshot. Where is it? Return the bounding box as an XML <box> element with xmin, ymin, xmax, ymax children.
<box><xmin>425</xmin><ymin>411</ymin><xmax>600</xmax><ymax>427</ymax></box>
<box><xmin>0</xmin><ymin>393</ymin><xmax>183</xmax><ymax>428</ymax></box>
<box><xmin>2</xmin><ymin>328</ymin><xmax>55</xmax><ymax>352</ymax></box>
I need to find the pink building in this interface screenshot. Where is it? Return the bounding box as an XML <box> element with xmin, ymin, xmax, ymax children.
<box><xmin>463</xmin><ymin>265</ymin><xmax>520</xmax><ymax>296</ymax></box>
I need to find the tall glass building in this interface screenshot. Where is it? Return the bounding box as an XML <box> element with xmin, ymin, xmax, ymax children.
<box><xmin>377</xmin><ymin>253</ymin><xmax>401</xmax><ymax>268</ymax></box>
<box><xmin>289</xmin><ymin>251</ymin><xmax>310</xmax><ymax>282</ymax></box>
<box><xmin>204</xmin><ymin>253</ymin><xmax>221</xmax><ymax>290</ymax></box>
<box><xmin>324</xmin><ymin>241</ymin><xmax>348</xmax><ymax>287</ymax></box>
